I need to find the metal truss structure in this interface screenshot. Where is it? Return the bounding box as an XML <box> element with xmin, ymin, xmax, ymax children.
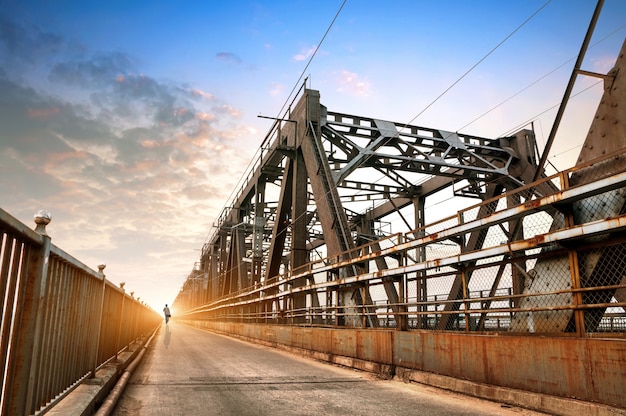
<box><xmin>173</xmin><ymin>39</ymin><xmax>626</xmax><ymax>336</ymax></box>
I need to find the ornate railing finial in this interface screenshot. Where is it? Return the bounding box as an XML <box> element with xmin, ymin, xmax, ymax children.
<box><xmin>33</xmin><ymin>210</ymin><xmax>51</xmax><ymax>235</ymax></box>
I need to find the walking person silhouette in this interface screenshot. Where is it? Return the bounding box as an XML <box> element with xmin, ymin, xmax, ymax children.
<box><xmin>163</xmin><ymin>304</ymin><xmax>171</xmax><ymax>324</ymax></box>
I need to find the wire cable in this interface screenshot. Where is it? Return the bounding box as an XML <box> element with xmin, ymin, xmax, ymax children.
<box><xmin>455</xmin><ymin>22</ymin><xmax>626</xmax><ymax>134</ymax></box>
<box><xmin>193</xmin><ymin>1</ymin><xmax>612</xmax><ymax>295</ymax></box>
<box><xmin>401</xmin><ymin>0</ymin><xmax>552</xmax><ymax>129</ymax></box>
<box><xmin>273</xmin><ymin>0</ymin><xmax>347</xmax><ymax>121</ymax></box>
<box><xmin>200</xmin><ymin>0</ymin><xmax>348</xmax><ymax>250</ymax></box>
<box><xmin>498</xmin><ymin>79</ymin><xmax>602</xmax><ymax>138</ymax></box>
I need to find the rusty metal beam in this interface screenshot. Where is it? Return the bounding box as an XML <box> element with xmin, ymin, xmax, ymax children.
<box><xmin>265</xmin><ymin>158</ymin><xmax>293</xmax><ymax>283</ymax></box>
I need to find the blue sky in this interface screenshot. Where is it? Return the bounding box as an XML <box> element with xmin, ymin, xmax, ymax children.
<box><xmin>1</xmin><ymin>0</ymin><xmax>625</xmax><ymax>311</ymax></box>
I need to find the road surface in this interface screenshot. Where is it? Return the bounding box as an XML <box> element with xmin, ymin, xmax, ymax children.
<box><xmin>112</xmin><ymin>322</ymin><xmax>547</xmax><ymax>416</ymax></box>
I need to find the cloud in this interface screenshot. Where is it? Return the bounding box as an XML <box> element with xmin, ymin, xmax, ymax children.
<box><xmin>0</xmin><ymin>15</ymin><xmax>256</xmax><ymax>309</ymax></box>
<box><xmin>293</xmin><ymin>45</ymin><xmax>317</xmax><ymax>62</ymax></box>
<box><xmin>216</xmin><ymin>52</ymin><xmax>242</xmax><ymax>64</ymax></box>
<box><xmin>0</xmin><ymin>15</ymin><xmax>64</xmax><ymax>64</ymax></box>
<box><xmin>268</xmin><ymin>82</ymin><xmax>284</xmax><ymax>96</ymax></box>
<box><xmin>49</xmin><ymin>52</ymin><xmax>136</xmax><ymax>87</ymax></box>
<box><xmin>27</xmin><ymin>107</ymin><xmax>61</xmax><ymax>119</ymax></box>
<box><xmin>336</xmin><ymin>70</ymin><xmax>371</xmax><ymax>96</ymax></box>
<box><xmin>191</xmin><ymin>88</ymin><xmax>213</xmax><ymax>100</ymax></box>
<box><xmin>592</xmin><ymin>54</ymin><xmax>620</xmax><ymax>74</ymax></box>
<box><xmin>214</xmin><ymin>104</ymin><xmax>241</xmax><ymax>118</ymax></box>
<box><xmin>50</xmin><ymin>56</ymin><xmax>214</xmax><ymax>132</ymax></box>
<box><xmin>0</xmin><ymin>63</ymin><xmax>249</xmax><ymax>210</ymax></box>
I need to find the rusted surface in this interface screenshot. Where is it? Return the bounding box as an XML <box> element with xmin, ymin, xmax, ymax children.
<box><xmin>356</xmin><ymin>330</ymin><xmax>393</xmax><ymax>364</ymax></box>
<box><xmin>291</xmin><ymin>327</ymin><xmax>313</xmax><ymax>350</ymax></box>
<box><xmin>311</xmin><ymin>328</ymin><xmax>333</xmax><ymax>354</ymax></box>
<box><xmin>524</xmin><ymin>199</ymin><xmax>542</xmax><ymax>209</ymax></box>
<box><xmin>187</xmin><ymin>320</ymin><xmax>626</xmax><ymax>410</ymax></box>
<box><xmin>330</xmin><ymin>329</ymin><xmax>357</xmax><ymax>358</ymax></box>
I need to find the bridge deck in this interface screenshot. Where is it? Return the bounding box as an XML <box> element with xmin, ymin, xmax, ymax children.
<box><xmin>111</xmin><ymin>322</ymin><xmax>546</xmax><ymax>416</ymax></box>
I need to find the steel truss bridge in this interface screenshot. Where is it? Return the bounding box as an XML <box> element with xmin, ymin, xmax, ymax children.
<box><xmin>174</xmin><ymin>45</ymin><xmax>626</xmax><ymax>334</ymax></box>
<box><xmin>3</xmin><ymin>8</ymin><xmax>626</xmax><ymax>416</ymax></box>
<box><xmin>171</xmin><ymin>39</ymin><xmax>626</xmax><ymax>411</ymax></box>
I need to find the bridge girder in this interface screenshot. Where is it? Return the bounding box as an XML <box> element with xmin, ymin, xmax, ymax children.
<box><xmin>194</xmin><ymin>85</ymin><xmax>542</xmax><ymax>327</ymax></box>
<box><xmin>171</xmin><ymin>39</ymin><xmax>626</xmax><ymax>341</ymax></box>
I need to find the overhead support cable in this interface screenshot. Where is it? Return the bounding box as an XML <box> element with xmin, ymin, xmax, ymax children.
<box><xmin>272</xmin><ymin>0</ymin><xmax>347</xmax><ymax>123</ymax></box>
<box><xmin>401</xmin><ymin>0</ymin><xmax>552</xmax><ymax>130</ymax></box>
<box><xmin>203</xmin><ymin>0</ymin><xmax>348</xmax><ymax>247</ymax></box>
<box><xmin>499</xmin><ymin>80</ymin><xmax>602</xmax><ymax>139</ymax></box>
<box><xmin>457</xmin><ymin>21</ymin><xmax>626</xmax><ymax>136</ymax></box>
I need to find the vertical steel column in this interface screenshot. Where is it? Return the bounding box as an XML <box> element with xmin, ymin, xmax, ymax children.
<box><xmin>398</xmin><ymin>233</ymin><xmax>408</xmax><ymax>331</ymax></box>
<box><xmin>292</xmin><ymin>150</ymin><xmax>309</xmax><ymax>323</ymax></box>
<box><xmin>560</xmin><ymin>171</ymin><xmax>586</xmax><ymax>336</ymax></box>
<box><xmin>507</xmin><ymin>192</ymin><xmax>524</xmax><ymax>306</ymax></box>
<box><xmin>414</xmin><ymin>196</ymin><xmax>427</xmax><ymax>329</ymax></box>
<box><xmin>253</xmin><ymin>180</ymin><xmax>266</xmax><ymax>288</ymax></box>
<box><xmin>461</xmin><ymin>268</ymin><xmax>470</xmax><ymax>332</ymax></box>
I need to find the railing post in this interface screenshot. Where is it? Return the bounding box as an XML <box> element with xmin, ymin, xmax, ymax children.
<box><xmin>114</xmin><ymin>282</ymin><xmax>125</xmax><ymax>359</ymax></box>
<box><xmin>398</xmin><ymin>234</ymin><xmax>409</xmax><ymax>331</ymax></box>
<box><xmin>129</xmin><ymin>292</ymin><xmax>136</xmax><ymax>343</ymax></box>
<box><xmin>5</xmin><ymin>211</ymin><xmax>52</xmax><ymax>416</ymax></box>
<box><xmin>560</xmin><ymin>171</ymin><xmax>586</xmax><ymax>336</ymax></box>
<box><xmin>91</xmin><ymin>264</ymin><xmax>106</xmax><ymax>377</ymax></box>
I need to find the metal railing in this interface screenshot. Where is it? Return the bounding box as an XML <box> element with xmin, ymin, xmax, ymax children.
<box><xmin>0</xmin><ymin>208</ymin><xmax>161</xmax><ymax>416</ymax></box>
<box><xmin>176</xmin><ymin>150</ymin><xmax>626</xmax><ymax>337</ymax></box>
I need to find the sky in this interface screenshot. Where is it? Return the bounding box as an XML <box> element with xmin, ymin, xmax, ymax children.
<box><xmin>1</xmin><ymin>0</ymin><xmax>625</xmax><ymax>312</ymax></box>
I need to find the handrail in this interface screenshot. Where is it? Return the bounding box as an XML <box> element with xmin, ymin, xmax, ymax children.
<box><xmin>175</xmin><ymin>149</ymin><xmax>626</xmax><ymax>336</ymax></box>
<box><xmin>0</xmin><ymin>208</ymin><xmax>162</xmax><ymax>416</ymax></box>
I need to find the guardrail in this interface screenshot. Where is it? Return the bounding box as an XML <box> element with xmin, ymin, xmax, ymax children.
<box><xmin>0</xmin><ymin>209</ymin><xmax>161</xmax><ymax>416</ymax></box>
<box><xmin>175</xmin><ymin>150</ymin><xmax>626</xmax><ymax>337</ymax></box>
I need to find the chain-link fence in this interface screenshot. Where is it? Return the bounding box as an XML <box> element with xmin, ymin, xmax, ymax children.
<box><xmin>179</xmin><ymin>152</ymin><xmax>626</xmax><ymax>337</ymax></box>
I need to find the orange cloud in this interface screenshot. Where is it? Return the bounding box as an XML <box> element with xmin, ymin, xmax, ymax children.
<box><xmin>192</xmin><ymin>89</ymin><xmax>213</xmax><ymax>100</ymax></box>
<box><xmin>215</xmin><ymin>104</ymin><xmax>240</xmax><ymax>118</ymax></box>
<box><xmin>196</xmin><ymin>112</ymin><xmax>216</xmax><ymax>121</ymax></box>
<box><xmin>36</xmin><ymin>150</ymin><xmax>91</xmax><ymax>172</ymax></box>
<box><xmin>140</xmin><ymin>139</ymin><xmax>164</xmax><ymax>149</ymax></box>
<box><xmin>174</xmin><ymin>107</ymin><xmax>189</xmax><ymax>117</ymax></box>
<box><xmin>133</xmin><ymin>160</ymin><xmax>160</xmax><ymax>172</ymax></box>
<box><xmin>27</xmin><ymin>107</ymin><xmax>60</xmax><ymax>119</ymax></box>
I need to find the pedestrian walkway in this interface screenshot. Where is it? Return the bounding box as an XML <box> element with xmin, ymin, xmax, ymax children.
<box><xmin>111</xmin><ymin>322</ymin><xmax>547</xmax><ymax>416</ymax></box>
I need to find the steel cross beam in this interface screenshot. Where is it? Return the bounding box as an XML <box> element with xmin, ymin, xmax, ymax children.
<box><xmin>322</xmin><ymin>111</ymin><xmax>522</xmax><ymax>189</ymax></box>
<box><xmin>195</xmin><ymin>88</ymin><xmax>540</xmax><ymax>328</ymax></box>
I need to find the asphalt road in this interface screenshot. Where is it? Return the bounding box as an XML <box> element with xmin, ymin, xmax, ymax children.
<box><xmin>112</xmin><ymin>322</ymin><xmax>547</xmax><ymax>416</ymax></box>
